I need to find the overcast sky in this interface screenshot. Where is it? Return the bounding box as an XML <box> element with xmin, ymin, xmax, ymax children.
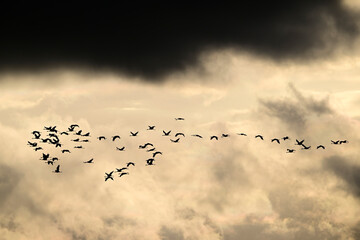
<box><xmin>2</xmin><ymin>1</ymin><xmax>360</xmax><ymax>240</ymax></box>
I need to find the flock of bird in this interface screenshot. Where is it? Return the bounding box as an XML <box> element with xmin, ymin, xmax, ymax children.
<box><xmin>27</xmin><ymin>117</ymin><xmax>348</xmax><ymax>181</ymax></box>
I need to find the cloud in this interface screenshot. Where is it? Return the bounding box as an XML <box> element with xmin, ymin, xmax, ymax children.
<box><xmin>0</xmin><ymin>1</ymin><xmax>359</xmax><ymax>80</ymax></box>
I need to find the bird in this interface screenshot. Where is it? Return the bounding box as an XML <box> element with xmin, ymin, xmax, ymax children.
<box><xmin>147</xmin><ymin>148</ymin><xmax>156</xmax><ymax>152</ymax></box>
<box><xmin>237</xmin><ymin>133</ymin><xmax>247</xmax><ymax>136</ymax></box>
<box><xmin>331</xmin><ymin>140</ymin><xmax>340</xmax><ymax>144</ymax></box>
<box><xmin>46</xmin><ymin>160</ymin><xmax>54</xmax><ymax>165</ymax></box>
<box><xmin>72</xmin><ymin>138</ymin><xmax>80</xmax><ymax>142</ymax></box>
<box><xmin>301</xmin><ymin>145</ymin><xmax>311</xmax><ymax>150</ymax></box>
<box><xmin>317</xmin><ymin>145</ymin><xmax>325</xmax><ymax>149</ymax></box>
<box><xmin>210</xmin><ymin>136</ymin><xmax>218</xmax><ymax>140</ymax></box>
<box><xmin>41</xmin><ymin>153</ymin><xmax>50</xmax><ymax>160</ymax></box>
<box><xmin>171</xmin><ymin>138</ymin><xmax>180</xmax><ymax>143</ymax></box>
<box><xmin>282</xmin><ymin>136</ymin><xmax>290</xmax><ymax>141</ymax></box>
<box><xmin>51</xmin><ymin>157</ymin><xmax>59</xmax><ymax>161</ymax></box>
<box><xmin>75</xmin><ymin>130</ymin><xmax>82</xmax><ymax>135</ymax></box>
<box><xmin>45</xmin><ymin>126</ymin><xmax>57</xmax><ymax>133</ymax></box>
<box><xmin>116</xmin><ymin>147</ymin><xmax>125</xmax><ymax>151</ymax></box>
<box><xmin>163</xmin><ymin>130</ymin><xmax>171</xmax><ymax>136</ymax></box>
<box><xmin>175</xmin><ymin>132</ymin><xmax>185</xmax><ymax>137</ymax></box>
<box><xmin>147</xmin><ymin>126</ymin><xmax>155</xmax><ymax>130</ymax></box>
<box><xmin>104</xmin><ymin>171</ymin><xmax>114</xmax><ymax>181</ymax></box>
<box><xmin>191</xmin><ymin>134</ymin><xmax>203</xmax><ymax>138</ymax></box>
<box><xmin>295</xmin><ymin>139</ymin><xmax>305</xmax><ymax>145</ymax></box>
<box><xmin>127</xmin><ymin>162</ymin><xmax>135</xmax><ymax>167</ymax></box>
<box><xmin>146</xmin><ymin>158</ymin><xmax>155</xmax><ymax>165</ymax></box>
<box><xmin>60</xmin><ymin>131</ymin><xmax>69</xmax><ymax>135</ymax></box>
<box><xmin>287</xmin><ymin>149</ymin><xmax>296</xmax><ymax>153</ymax></box>
<box><xmin>27</xmin><ymin>141</ymin><xmax>37</xmax><ymax>147</ymax></box>
<box><xmin>116</xmin><ymin>167</ymin><xmax>128</xmax><ymax>172</ymax></box>
<box><xmin>53</xmin><ymin>165</ymin><xmax>61</xmax><ymax>173</ymax></box>
<box><xmin>271</xmin><ymin>138</ymin><xmax>280</xmax><ymax>144</ymax></box>
<box><xmin>34</xmin><ymin>147</ymin><xmax>43</xmax><ymax>151</ymax></box>
<box><xmin>68</xmin><ymin>124</ymin><xmax>79</xmax><ymax>132</ymax></box>
<box><xmin>31</xmin><ymin>131</ymin><xmax>41</xmax><ymax>139</ymax></box>
<box><xmin>41</xmin><ymin>138</ymin><xmax>52</xmax><ymax>143</ymax></box>
<box><xmin>82</xmin><ymin>132</ymin><xmax>90</xmax><ymax>137</ymax></box>
<box><xmin>153</xmin><ymin>151</ymin><xmax>162</xmax><ymax>157</ymax></box>
<box><xmin>175</xmin><ymin>118</ymin><xmax>185</xmax><ymax>121</ymax></box>
<box><xmin>340</xmin><ymin>140</ymin><xmax>348</xmax><ymax>144</ymax></box>
<box><xmin>112</xmin><ymin>135</ymin><xmax>121</xmax><ymax>141</ymax></box>
<box><xmin>74</xmin><ymin>146</ymin><xmax>83</xmax><ymax>149</ymax></box>
<box><xmin>55</xmin><ymin>143</ymin><xmax>62</xmax><ymax>148</ymax></box>
<box><xmin>119</xmin><ymin>172</ymin><xmax>129</xmax><ymax>177</ymax></box>
<box><xmin>62</xmin><ymin>149</ymin><xmax>71</xmax><ymax>153</ymax></box>
<box><xmin>141</xmin><ymin>143</ymin><xmax>154</xmax><ymax>148</ymax></box>
<box><xmin>130</xmin><ymin>131</ymin><xmax>139</xmax><ymax>136</ymax></box>
<box><xmin>97</xmin><ymin>136</ymin><xmax>106</xmax><ymax>140</ymax></box>
<box><xmin>255</xmin><ymin>135</ymin><xmax>264</xmax><ymax>140</ymax></box>
<box><xmin>83</xmin><ymin>158</ymin><xmax>94</xmax><ymax>163</ymax></box>
<box><xmin>221</xmin><ymin>134</ymin><xmax>230</xmax><ymax>138</ymax></box>
<box><xmin>81</xmin><ymin>139</ymin><xmax>90</xmax><ymax>142</ymax></box>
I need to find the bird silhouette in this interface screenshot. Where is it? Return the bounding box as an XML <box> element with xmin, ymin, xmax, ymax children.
<box><xmin>316</xmin><ymin>145</ymin><xmax>325</xmax><ymax>149</ymax></box>
<box><xmin>53</xmin><ymin>165</ymin><xmax>61</xmax><ymax>173</ymax></box>
<box><xmin>68</xmin><ymin>124</ymin><xmax>79</xmax><ymax>132</ymax></box>
<box><xmin>255</xmin><ymin>135</ymin><xmax>264</xmax><ymax>140</ymax></box>
<box><xmin>271</xmin><ymin>138</ymin><xmax>280</xmax><ymax>144</ymax></box>
<box><xmin>221</xmin><ymin>134</ymin><xmax>230</xmax><ymax>138</ymax></box>
<box><xmin>340</xmin><ymin>140</ymin><xmax>348</xmax><ymax>144</ymax></box>
<box><xmin>60</xmin><ymin>131</ymin><xmax>69</xmax><ymax>135</ymax></box>
<box><xmin>210</xmin><ymin>136</ymin><xmax>218</xmax><ymax>140</ymax></box>
<box><xmin>55</xmin><ymin>143</ymin><xmax>62</xmax><ymax>148</ymax></box>
<box><xmin>163</xmin><ymin>130</ymin><xmax>171</xmax><ymax>136</ymax></box>
<box><xmin>147</xmin><ymin>126</ymin><xmax>155</xmax><ymax>130</ymax></box>
<box><xmin>147</xmin><ymin>148</ymin><xmax>156</xmax><ymax>152</ymax></box>
<box><xmin>192</xmin><ymin>134</ymin><xmax>203</xmax><ymax>138</ymax></box>
<box><xmin>282</xmin><ymin>136</ymin><xmax>290</xmax><ymax>141</ymax></box>
<box><xmin>175</xmin><ymin>118</ymin><xmax>185</xmax><ymax>121</ymax></box>
<box><xmin>74</xmin><ymin>146</ymin><xmax>83</xmax><ymax>149</ymax></box>
<box><xmin>27</xmin><ymin>141</ymin><xmax>37</xmax><ymax>147</ymax></box>
<box><xmin>97</xmin><ymin>136</ymin><xmax>106</xmax><ymax>140</ymax></box>
<box><xmin>127</xmin><ymin>162</ymin><xmax>135</xmax><ymax>167</ymax></box>
<box><xmin>146</xmin><ymin>158</ymin><xmax>155</xmax><ymax>165</ymax></box>
<box><xmin>237</xmin><ymin>133</ymin><xmax>247</xmax><ymax>136</ymax></box>
<box><xmin>32</xmin><ymin>131</ymin><xmax>41</xmax><ymax>139</ymax></box>
<box><xmin>331</xmin><ymin>140</ymin><xmax>340</xmax><ymax>144</ymax></box>
<box><xmin>84</xmin><ymin>158</ymin><xmax>94</xmax><ymax>163</ymax></box>
<box><xmin>72</xmin><ymin>138</ymin><xmax>80</xmax><ymax>142</ymax></box>
<box><xmin>41</xmin><ymin>153</ymin><xmax>50</xmax><ymax>160</ymax></box>
<box><xmin>34</xmin><ymin>147</ymin><xmax>43</xmax><ymax>151</ymax></box>
<box><xmin>52</xmin><ymin>157</ymin><xmax>59</xmax><ymax>161</ymax></box>
<box><xmin>153</xmin><ymin>151</ymin><xmax>162</xmax><ymax>157</ymax></box>
<box><xmin>287</xmin><ymin>149</ymin><xmax>296</xmax><ymax>153</ymax></box>
<box><xmin>81</xmin><ymin>139</ymin><xmax>90</xmax><ymax>142</ymax></box>
<box><xmin>171</xmin><ymin>138</ymin><xmax>180</xmax><ymax>143</ymax></box>
<box><xmin>295</xmin><ymin>139</ymin><xmax>305</xmax><ymax>145</ymax></box>
<box><xmin>75</xmin><ymin>130</ymin><xmax>82</xmax><ymax>135</ymax></box>
<box><xmin>175</xmin><ymin>133</ymin><xmax>185</xmax><ymax>137</ymax></box>
<box><xmin>104</xmin><ymin>171</ymin><xmax>114</xmax><ymax>181</ymax></box>
<box><xmin>116</xmin><ymin>147</ymin><xmax>125</xmax><ymax>151</ymax></box>
<box><xmin>45</xmin><ymin>126</ymin><xmax>57</xmax><ymax>133</ymax></box>
<box><xmin>46</xmin><ymin>160</ymin><xmax>54</xmax><ymax>165</ymax></box>
<box><xmin>112</xmin><ymin>135</ymin><xmax>121</xmax><ymax>141</ymax></box>
<box><xmin>139</xmin><ymin>143</ymin><xmax>154</xmax><ymax>148</ymax></box>
<box><xmin>82</xmin><ymin>132</ymin><xmax>90</xmax><ymax>137</ymax></box>
<box><xmin>116</xmin><ymin>167</ymin><xmax>128</xmax><ymax>172</ymax></box>
<box><xmin>130</xmin><ymin>131</ymin><xmax>139</xmax><ymax>136</ymax></box>
<box><xmin>301</xmin><ymin>144</ymin><xmax>311</xmax><ymax>150</ymax></box>
<box><xmin>62</xmin><ymin>149</ymin><xmax>71</xmax><ymax>153</ymax></box>
<box><xmin>119</xmin><ymin>172</ymin><xmax>129</xmax><ymax>177</ymax></box>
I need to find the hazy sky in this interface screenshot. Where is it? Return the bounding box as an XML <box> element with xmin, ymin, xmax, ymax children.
<box><xmin>2</xmin><ymin>1</ymin><xmax>360</xmax><ymax>240</ymax></box>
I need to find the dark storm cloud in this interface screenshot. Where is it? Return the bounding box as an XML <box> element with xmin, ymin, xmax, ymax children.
<box><xmin>0</xmin><ymin>0</ymin><xmax>359</xmax><ymax>80</ymax></box>
<box><xmin>323</xmin><ymin>155</ymin><xmax>360</xmax><ymax>198</ymax></box>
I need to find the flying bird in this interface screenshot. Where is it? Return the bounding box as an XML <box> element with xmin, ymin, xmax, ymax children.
<box><xmin>191</xmin><ymin>134</ymin><xmax>203</xmax><ymax>138</ymax></box>
<box><xmin>116</xmin><ymin>167</ymin><xmax>128</xmax><ymax>172</ymax></box>
<box><xmin>75</xmin><ymin>130</ymin><xmax>82</xmax><ymax>135</ymax></box>
<box><xmin>83</xmin><ymin>158</ymin><xmax>94</xmax><ymax>163</ymax></box>
<box><xmin>27</xmin><ymin>141</ymin><xmax>37</xmax><ymax>147</ymax></box>
<box><xmin>255</xmin><ymin>135</ymin><xmax>264</xmax><ymax>140</ymax></box>
<box><xmin>147</xmin><ymin>126</ymin><xmax>155</xmax><ymax>130</ymax></box>
<box><xmin>81</xmin><ymin>139</ymin><xmax>89</xmax><ymax>142</ymax></box>
<box><xmin>130</xmin><ymin>131</ymin><xmax>139</xmax><ymax>136</ymax></box>
<box><xmin>210</xmin><ymin>136</ymin><xmax>218</xmax><ymax>140</ymax></box>
<box><xmin>153</xmin><ymin>151</ymin><xmax>162</xmax><ymax>157</ymax></box>
<box><xmin>62</xmin><ymin>149</ymin><xmax>71</xmax><ymax>153</ymax></box>
<box><xmin>74</xmin><ymin>146</ymin><xmax>83</xmax><ymax>149</ymax></box>
<box><xmin>301</xmin><ymin>145</ymin><xmax>311</xmax><ymax>150</ymax></box>
<box><xmin>68</xmin><ymin>124</ymin><xmax>79</xmax><ymax>132</ymax></box>
<box><xmin>146</xmin><ymin>148</ymin><xmax>156</xmax><ymax>152</ymax></box>
<box><xmin>116</xmin><ymin>147</ymin><xmax>125</xmax><ymax>151</ymax></box>
<box><xmin>286</xmin><ymin>149</ymin><xmax>296</xmax><ymax>153</ymax></box>
<box><xmin>221</xmin><ymin>134</ymin><xmax>230</xmax><ymax>138</ymax></box>
<box><xmin>171</xmin><ymin>138</ymin><xmax>180</xmax><ymax>143</ymax></box>
<box><xmin>72</xmin><ymin>138</ymin><xmax>80</xmax><ymax>142</ymax></box>
<box><xmin>162</xmin><ymin>130</ymin><xmax>171</xmax><ymax>136</ymax></box>
<box><xmin>127</xmin><ymin>162</ymin><xmax>135</xmax><ymax>167</ymax></box>
<box><xmin>146</xmin><ymin>158</ymin><xmax>155</xmax><ymax>165</ymax></box>
<box><xmin>51</xmin><ymin>157</ymin><xmax>59</xmax><ymax>161</ymax></box>
<box><xmin>119</xmin><ymin>172</ymin><xmax>129</xmax><ymax>177</ymax></box>
<box><xmin>282</xmin><ymin>136</ymin><xmax>290</xmax><ymax>141</ymax></box>
<box><xmin>104</xmin><ymin>171</ymin><xmax>114</xmax><ymax>181</ymax></box>
<box><xmin>175</xmin><ymin>118</ymin><xmax>185</xmax><ymax>121</ymax></box>
<box><xmin>82</xmin><ymin>132</ymin><xmax>90</xmax><ymax>137</ymax></box>
<box><xmin>46</xmin><ymin>160</ymin><xmax>54</xmax><ymax>165</ymax></box>
<box><xmin>295</xmin><ymin>139</ymin><xmax>305</xmax><ymax>145</ymax></box>
<box><xmin>112</xmin><ymin>135</ymin><xmax>121</xmax><ymax>141</ymax></box>
<box><xmin>60</xmin><ymin>131</ymin><xmax>69</xmax><ymax>135</ymax></box>
<box><xmin>41</xmin><ymin>153</ymin><xmax>50</xmax><ymax>160</ymax></box>
<box><xmin>175</xmin><ymin>132</ymin><xmax>185</xmax><ymax>137</ymax></box>
<box><xmin>97</xmin><ymin>136</ymin><xmax>106</xmax><ymax>140</ymax></box>
<box><xmin>53</xmin><ymin>165</ymin><xmax>61</xmax><ymax>173</ymax></box>
<box><xmin>340</xmin><ymin>140</ymin><xmax>348</xmax><ymax>144</ymax></box>
<box><xmin>271</xmin><ymin>138</ymin><xmax>280</xmax><ymax>144</ymax></box>
<box><xmin>237</xmin><ymin>133</ymin><xmax>247</xmax><ymax>136</ymax></box>
<box><xmin>55</xmin><ymin>143</ymin><xmax>62</xmax><ymax>148</ymax></box>
<box><xmin>316</xmin><ymin>145</ymin><xmax>325</xmax><ymax>149</ymax></box>
<box><xmin>31</xmin><ymin>131</ymin><xmax>41</xmax><ymax>139</ymax></box>
<box><xmin>34</xmin><ymin>147</ymin><xmax>43</xmax><ymax>151</ymax></box>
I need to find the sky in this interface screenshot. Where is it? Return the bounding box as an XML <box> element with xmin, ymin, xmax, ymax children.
<box><xmin>2</xmin><ymin>1</ymin><xmax>360</xmax><ymax>239</ymax></box>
